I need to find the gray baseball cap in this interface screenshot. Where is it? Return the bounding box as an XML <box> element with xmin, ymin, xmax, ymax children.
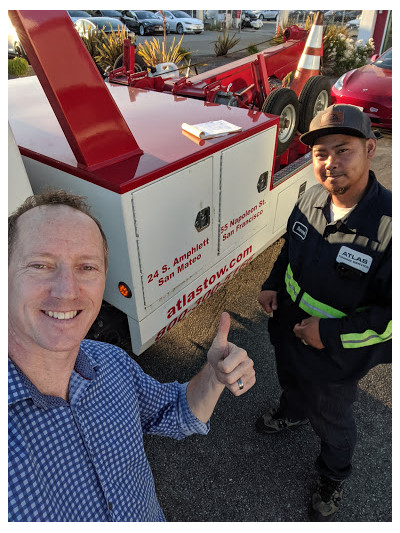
<box><xmin>300</xmin><ymin>104</ymin><xmax>376</xmax><ymax>146</ymax></box>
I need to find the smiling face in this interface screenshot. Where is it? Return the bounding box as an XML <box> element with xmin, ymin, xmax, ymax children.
<box><xmin>312</xmin><ymin>133</ymin><xmax>376</xmax><ymax>206</ymax></box>
<box><xmin>8</xmin><ymin>205</ymin><xmax>106</xmax><ymax>359</ymax></box>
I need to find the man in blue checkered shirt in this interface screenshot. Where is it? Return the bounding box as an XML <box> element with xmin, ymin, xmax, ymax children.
<box><xmin>8</xmin><ymin>190</ymin><xmax>256</xmax><ymax>522</ymax></box>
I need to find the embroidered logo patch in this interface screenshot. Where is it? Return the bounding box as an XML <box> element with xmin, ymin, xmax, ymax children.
<box><xmin>336</xmin><ymin>246</ymin><xmax>372</xmax><ymax>274</ymax></box>
<box><xmin>321</xmin><ymin>110</ymin><xmax>344</xmax><ymax>126</ymax></box>
<box><xmin>292</xmin><ymin>221</ymin><xmax>308</xmax><ymax>240</ymax></box>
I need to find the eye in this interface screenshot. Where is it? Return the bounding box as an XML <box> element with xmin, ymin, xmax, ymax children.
<box><xmin>81</xmin><ymin>265</ymin><xmax>96</xmax><ymax>271</ymax></box>
<box><xmin>30</xmin><ymin>263</ymin><xmax>47</xmax><ymax>269</ymax></box>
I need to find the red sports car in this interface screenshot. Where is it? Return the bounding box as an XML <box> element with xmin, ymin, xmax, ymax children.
<box><xmin>331</xmin><ymin>47</ymin><xmax>392</xmax><ymax>130</ymax></box>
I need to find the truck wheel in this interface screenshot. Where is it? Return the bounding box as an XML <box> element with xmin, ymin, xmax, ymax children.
<box><xmin>298</xmin><ymin>76</ymin><xmax>331</xmax><ymax>133</ymax></box>
<box><xmin>261</xmin><ymin>88</ymin><xmax>299</xmax><ymax>155</ymax></box>
<box><xmin>113</xmin><ymin>53</ymin><xmax>147</xmax><ymax>73</ymax></box>
<box><xmin>177</xmin><ymin>23</ymin><xmax>184</xmax><ymax>34</ymax></box>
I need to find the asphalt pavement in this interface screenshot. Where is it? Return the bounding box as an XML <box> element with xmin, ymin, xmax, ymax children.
<box><xmin>131</xmin><ymin>135</ymin><xmax>392</xmax><ymax>522</ymax></box>
<box><xmin>134</xmin><ymin>21</ymin><xmax>278</xmax><ymax>56</ymax></box>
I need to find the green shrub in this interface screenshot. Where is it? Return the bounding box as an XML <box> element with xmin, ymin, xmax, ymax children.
<box><xmin>213</xmin><ymin>30</ymin><xmax>240</xmax><ymax>57</ymax></box>
<box><xmin>94</xmin><ymin>27</ymin><xmax>132</xmax><ymax>73</ymax></box>
<box><xmin>8</xmin><ymin>57</ymin><xmax>29</xmax><ymax>77</ymax></box>
<box><xmin>247</xmin><ymin>44</ymin><xmax>259</xmax><ymax>55</ymax></box>
<box><xmin>136</xmin><ymin>36</ymin><xmax>189</xmax><ymax>67</ymax></box>
<box><xmin>322</xmin><ymin>25</ymin><xmax>374</xmax><ymax>76</ymax></box>
<box><xmin>177</xmin><ymin>45</ymin><xmax>192</xmax><ymax>62</ymax></box>
<box><xmin>205</xmin><ymin>20</ymin><xmax>222</xmax><ymax>31</ymax></box>
<box><xmin>80</xmin><ymin>25</ymin><xmax>134</xmax><ymax>74</ymax></box>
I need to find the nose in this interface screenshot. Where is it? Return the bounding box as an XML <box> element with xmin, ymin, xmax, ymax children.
<box><xmin>325</xmin><ymin>154</ymin><xmax>337</xmax><ymax>171</ymax></box>
<box><xmin>51</xmin><ymin>265</ymin><xmax>80</xmax><ymax>300</ymax></box>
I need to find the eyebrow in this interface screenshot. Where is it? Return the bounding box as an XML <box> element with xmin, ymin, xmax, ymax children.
<box><xmin>22</xmin><ymin>252</ymin><xmax>104</xmax><ymax>263</ymax></box>
<box><xmin>313</xmin><ymin>141</ymin><xmax>350</xmax><ymax>151</ymax></box>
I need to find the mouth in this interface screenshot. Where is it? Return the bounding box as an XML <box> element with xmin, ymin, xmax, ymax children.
<box><xmin>43</xmin><ymin>310</ymin><xmax>80</xmax><ymax>320</ymax></box>
<box><xmin>325</xmin><ymin>173</ymin><xmax>343</xmax><ymax>179</ymax></box>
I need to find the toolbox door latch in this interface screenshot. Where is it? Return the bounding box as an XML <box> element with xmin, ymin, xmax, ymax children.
<box><xmin>257</xmin><ymin>171</ymin><xmax>269</xmax><ymax>193</ymax></box>
<box><xmin>195</xmin><ymin>207</ymin><xmax>210</xmax><ymax>232</ymax></box>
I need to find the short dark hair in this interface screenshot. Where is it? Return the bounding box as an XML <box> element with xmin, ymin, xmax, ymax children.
<box><xmin>8</xmin><ymin>189</ymin><xmax>108</xmax><ymax>269</ymax></box>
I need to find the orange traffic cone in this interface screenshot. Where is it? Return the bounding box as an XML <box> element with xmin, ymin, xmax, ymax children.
<box><xmin>290</xmin><ymin>11</ymin><xmax>324</xmax><ymax>96</ymax></box>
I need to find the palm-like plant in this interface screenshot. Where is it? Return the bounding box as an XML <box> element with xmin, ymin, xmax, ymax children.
<box><xmin>136</xmin><ymin>36</ymin><xmax>189</xmax><ymax>67</ymax></box>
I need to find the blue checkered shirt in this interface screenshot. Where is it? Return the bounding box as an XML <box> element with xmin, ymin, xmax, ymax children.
<box><xmin>8</xmin><ymin>339</ymin><xmax>209</xmax><ymax>522</ymax></box>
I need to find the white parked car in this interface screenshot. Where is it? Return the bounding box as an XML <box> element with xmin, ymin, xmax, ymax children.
<box><xmin>346</xmin><ymin>18</ymin><xmax>361</xmax><ymax>31</ymax></box>
<box><xmin>157</xmin><ymin>10</ymin><xmax>204</xmax><ymax>34</ymax></box>
<box><xmin>252</xmin><ymin>10</ymin><xmax>279</xmax><ymax>21</ymax></box>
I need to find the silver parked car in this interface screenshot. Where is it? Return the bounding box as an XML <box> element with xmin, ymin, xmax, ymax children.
<box><xmin>157</xmin><ymin>10</ymin><xmax>204</xmax><ymax>34</ymax></box>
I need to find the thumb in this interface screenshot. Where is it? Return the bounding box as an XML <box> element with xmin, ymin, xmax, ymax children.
<box><xmin>212</xmin><ymin>312</ymin><xmax>231</xmax><ymax>350</ymax></box>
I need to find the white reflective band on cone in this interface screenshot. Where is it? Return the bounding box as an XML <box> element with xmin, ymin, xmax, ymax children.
<box><xmin>306</xmin><ymin>25</ymin><xmax>324</xmax><ymax>48</ymax></box>
<box><xmin>297</xmin><ymin>54</ymin><xmax>321</xmax><ymax>71</ymax></box>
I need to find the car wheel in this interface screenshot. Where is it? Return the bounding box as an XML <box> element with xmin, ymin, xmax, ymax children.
<box><xmin>261</xmin><ymin>88</ymin><xmax>299</xmax><ymax>155</ymax></box>
<box><xmin>259</xmin><ymin>14</ymin><xmax>264</xmax><ymax>20</ymax></box>
<box><xmin>113</xmin><ymin>53</ymin><xmax>147</xmax><ymax>73</ymax></box>
<box><xmin>139</xmin><ymin>24</ymin><xmax>145</xmax><ymax>36</ymax></box>
<box><xmin>176</xmin><ymin>23</ymin><xmax>184</xmax><ymax>34</ymax></box>
<box><xmin>298</xmin><ymin>76</ymin><xmax>331</xmax><ymax>133</ymax></box>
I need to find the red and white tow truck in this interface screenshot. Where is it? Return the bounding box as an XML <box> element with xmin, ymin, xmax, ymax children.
<box><xmin>8</xmin><ymin>10</ymin><xmax>330</xmax><ymax>354</ymax></box>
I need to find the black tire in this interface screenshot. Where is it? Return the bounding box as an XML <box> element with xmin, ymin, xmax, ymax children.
<box><xmin>261</xmin><ymin>88</ymin><xmax>299</xmax><ymax>155</ymax></box>
<box><xmin>194</xmin><ymin>31</ymin><xmax>202</xmax><ymax>34</ymax></box>
<box><xmin>134</xmin><ymin>54</ymin><xmax>147</xmax><ymax>73</ymax></box>
<box><xmin>298</xmin><ymin>76</ymin><xmax>331</xmax><ymax>133</ymax></box>
<box><xmin>113</xmin><ymin>53</ymin><xmax>147</xmax><ymax>73</ymax></box>
<box><xmin>259</xmin><ymin>14</ymin><xmax>264</xmax><ymax>20</ymax></box>
<box><xmin>176</xmin><ymin>23</ymin><xmax>184</xmax><ymax>35</ymax></box>
<box><xmin>139</xmin><ymin>24</ymin><xmax>145</xmax><ymax>36</ymax></box>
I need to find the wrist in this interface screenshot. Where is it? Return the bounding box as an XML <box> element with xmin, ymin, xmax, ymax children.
<box><xmin>204</xmin><ymin>360</ymin><xmax>226</xmax><ymax>391</ymax></box>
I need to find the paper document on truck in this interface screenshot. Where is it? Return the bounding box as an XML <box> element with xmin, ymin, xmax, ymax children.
<box><xmin>182</xmin><ymin>120</ymin><xmax>242</xmax><ymax>139</ymax></box>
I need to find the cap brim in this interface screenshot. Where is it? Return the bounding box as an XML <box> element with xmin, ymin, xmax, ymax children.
<box><xmin>300</xmin><ymin>126</ymin><xmax>373</xmax><ymax>146</ymax></box>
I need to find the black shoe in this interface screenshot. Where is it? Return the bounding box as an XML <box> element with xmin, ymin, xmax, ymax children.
<box><xmin>309</xmin><ymin>475</ymin><xmax>345</xmax><ymax>522</ymax></box>
<box><xmin>255</xmin><ymin>407</ymin><xmax>309</xmax><ymax>434</ymax></box>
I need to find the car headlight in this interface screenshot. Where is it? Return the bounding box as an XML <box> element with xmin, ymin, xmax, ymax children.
<box><xmin>333</xmin><ymin>73</ymin><xmax>346</xmax><ymax>91</ymax></box>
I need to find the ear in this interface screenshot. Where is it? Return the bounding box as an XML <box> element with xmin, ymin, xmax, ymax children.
<box><xmin>366</xmin><ymin>138</ymin><xmax>377</xmax><ymax>160</ymax></box>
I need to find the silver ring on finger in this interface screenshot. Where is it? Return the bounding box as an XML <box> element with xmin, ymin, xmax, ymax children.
<box><xmin>237</xmin><ymin>378</ymin><xmax>244</xmax><ymax>390</ymax></box>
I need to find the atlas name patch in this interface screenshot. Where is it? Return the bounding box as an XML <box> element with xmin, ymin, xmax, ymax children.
<box><xmin>336</xmin><ymin>246</ymin><xmax>372</xmax><ymax>273</ymax></box>
<box><xmin>292</xmin><ymin>221</ymin><xmax>308</xmax><ymax>240</ymax></box>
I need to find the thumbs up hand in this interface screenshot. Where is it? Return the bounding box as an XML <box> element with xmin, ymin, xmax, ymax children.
<box><xmin>207</xmin><ymin>312</ymin><xmax>256</xmax><ymax>395</ymax></box>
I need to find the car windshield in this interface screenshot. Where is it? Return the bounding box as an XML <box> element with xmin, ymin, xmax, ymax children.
<box><xmin>134</xmin><ymin>11</ymin><xmax>159</xmax><ymax>20</ymax></box>
<box><xmin>101</xmin><ymin>11</ymin><xmax>121</xmax><ymax>17</ymax></box>
<box><xmin>373</xmin><ymin>48</ymin><xmax>392</xmax><ymax>70</ymax></box>
<box><xmin>94</xmin><ymin>19</ymin><xmax>126</xmax><ymax>31</ymax></box>
<box><xmin>68</xmin><ymin>10</ymin><xmax>90</xmax><ymax>17</ymax></box>
<box><xmin>171</xmin><ymin>11</ymin><xmax>191</xmax><ymax>18</ymax></box>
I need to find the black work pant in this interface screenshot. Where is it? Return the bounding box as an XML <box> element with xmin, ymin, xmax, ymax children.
<box><xmin>274</xmin><ymin>344</ymin><xmax>358</xmax><ymax>481</ymax></box>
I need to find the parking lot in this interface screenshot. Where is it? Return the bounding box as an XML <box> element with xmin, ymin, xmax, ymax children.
<box><xmin>134</xmin><ymin>21</ymin><xmax>278</xmax><ymax>57</ymax></box>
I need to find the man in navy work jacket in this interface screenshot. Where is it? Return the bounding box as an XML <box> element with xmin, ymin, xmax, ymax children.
<box><xmin>256</xmin><ymin>104</ymin><xmax>391</xmax><ymax>521</ymax></box>
<box><xmin>8</xmin><ymin>190</ymin><xmax>256</xmax><ymax>522</ymax></box>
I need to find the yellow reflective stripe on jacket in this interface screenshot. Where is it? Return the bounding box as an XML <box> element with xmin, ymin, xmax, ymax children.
<box><xmin>299</xmin><ymin>293</ymin><xmax>346</xmax><ymax>319</ymax></box>
<box><xmin>341</xmin><ymin>321</ymin><xmax>392</xmax><ymax>349</ymax></box>
<box><xmin>284</xmin><ymin>264</ymin><xmax>391</xmax><ymax>349</ymax></box>
<box><xmin>285</xmin><ymin>264</ymin><xmax>301</xmax><ymax>302</ymax></box>
<box><xmin>285</xmin><ymin>264</ymin><xmax>346</xmax><ymax>318</ymax></box>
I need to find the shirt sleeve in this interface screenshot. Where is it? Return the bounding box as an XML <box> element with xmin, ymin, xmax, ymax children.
<box><xmin>128</xmin><ymin>360</ymin><xmax>210</xmax><ymax>439</ymax></box>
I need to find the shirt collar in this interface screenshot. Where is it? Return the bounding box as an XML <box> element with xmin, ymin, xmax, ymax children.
<box><xmin>8</xmin><ymin>344</ymin><xmax>98</xmax><ymax>408</ymax></box>
<box><xmin>313</xmin><ymin>171</ymin><xmax>378</xmax><ymax>226</ymax></box>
